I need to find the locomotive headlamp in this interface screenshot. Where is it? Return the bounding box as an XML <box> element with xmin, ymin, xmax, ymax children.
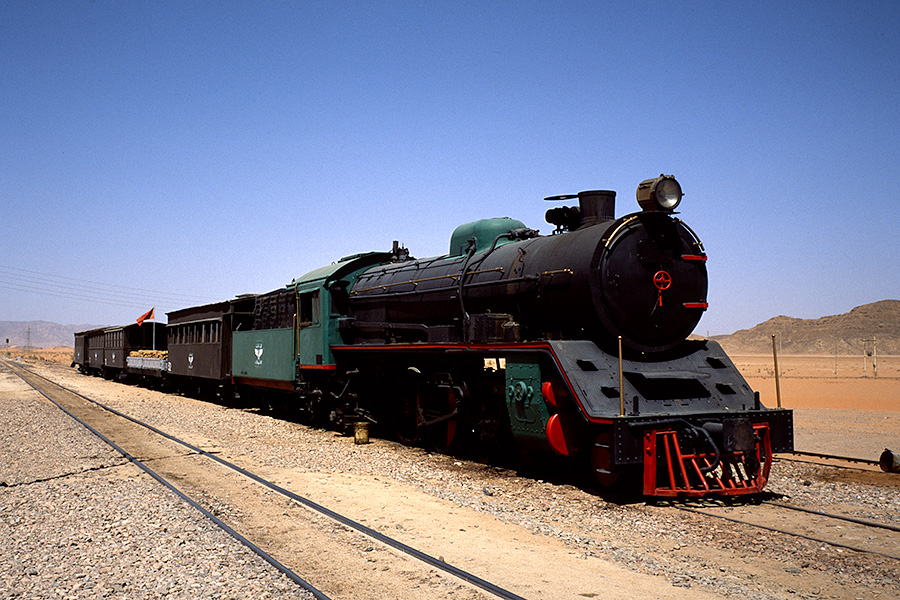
<box><xmin>637</xmin><ymin>175</ymin><xmax>683</xmax><ymax>212</ymax></box>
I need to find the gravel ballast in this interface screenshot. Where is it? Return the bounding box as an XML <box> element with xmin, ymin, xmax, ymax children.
<box><xmin>0</xmin><ymin>368</ymin><xmax>314</xmax><ymax>600</ymax></box>
<box><xmin>3</xmin><ymin>359</ymin><xmax>899</xmax><ymax>600</ymax></box>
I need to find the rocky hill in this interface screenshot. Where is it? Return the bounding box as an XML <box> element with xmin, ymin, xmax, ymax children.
<box><xmin>0</xmin><ymin>321</ymin><xmax>101</xmax><ymax>349</ymax></box>
<box><xmin>711</xmin><ymin>300</ymin><xmax>900</xmax><ymax>355</ymax></box>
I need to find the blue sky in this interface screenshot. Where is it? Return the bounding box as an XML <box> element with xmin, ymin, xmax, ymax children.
<box><xmin>2</xmin><ymin>1</ymin><xmax>898</xmax><ymax>335</ymax></box>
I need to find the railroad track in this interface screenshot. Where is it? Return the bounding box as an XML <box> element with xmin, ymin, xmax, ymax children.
<box><xmin>2</xmin><ymin>360</ymin><xmax>529</xmax><ymax>600</ymax></box>
<box><xmin>777</xmin><ymin>450</ymin><xmax>882</xmax><ymax>469</ymax></box>
<box><xmin>649</xmin><ymin>443</ymin><xmax>900</xmax><ymax>561</ymax></box>
<box><xmin>666</xmin><ymin>489</ymin><xmax>900</xmax><ymax>562</ymax></box>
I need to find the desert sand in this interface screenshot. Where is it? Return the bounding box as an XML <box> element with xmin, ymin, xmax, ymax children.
<box><xmin>734</xmin><ymin>354</ymin><xmax>899</xmax><ymax>412</ymax></box>
<box><xmin>733</xmin><ymin>354</ymin><xmax>899</xmax><ymax>460</ymax></box>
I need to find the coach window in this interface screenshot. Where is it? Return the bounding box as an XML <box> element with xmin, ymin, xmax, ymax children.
<box><xmin>299</xmin><ymin>291</ymin><xmax>319</xmax><ymax>327</ymax></box>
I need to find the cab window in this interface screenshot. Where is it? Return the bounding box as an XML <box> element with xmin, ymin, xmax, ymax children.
<box><xmin>299</xmin><ymin>291</ymin><xmax>319</xmax><ymax>327</ymax></box>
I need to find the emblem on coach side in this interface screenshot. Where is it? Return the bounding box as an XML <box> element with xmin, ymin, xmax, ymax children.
<box><xmin>254</xmin><ymin>343</ymin><xmax>264</xmax><ymax>366</ymax></box>
<box><xmin>188</xmin><ymin>352</ymin><xmax>194</xmax><ymax>369</ymax></box>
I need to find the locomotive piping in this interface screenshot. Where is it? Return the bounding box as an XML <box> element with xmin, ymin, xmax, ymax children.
<box><xmin>626</xmin><ymin>418</ymin><xmax>721</xmax><ymax>472</ymax></box>
<box><xmin>458</xmin><ymin>238</ymin><xmax>477</xmax><ymax>340</ymax></box>
<box><xmin>458</xmin><ymin>227</ymin><xmax>539</xmax><ymax>342</ymax></box>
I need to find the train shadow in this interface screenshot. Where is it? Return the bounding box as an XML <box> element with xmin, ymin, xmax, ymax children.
<box><xmin>647</xmin><ymin>490</ymin><xmax>785</xmax><ymax>509</ymax></box>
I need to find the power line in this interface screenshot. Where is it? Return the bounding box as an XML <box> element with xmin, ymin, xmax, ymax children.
<box><xmin>0</xmin><ymin>265</ymin><xmax>215</xmax><ymax>302</ymax></box>
<box><xmin>0</xmin><ymin>265</ymin><xmax>219</xmax><ymax>305</ymax></box>
<box><xmin>0</xmin><ymin>272</ymin><xmax>188</xmax><ymax>307</ymax></box>
<box><xmin>0</xmin><ymin>281</ymin><xmax>180</xmax><ymax>313</ymax></box>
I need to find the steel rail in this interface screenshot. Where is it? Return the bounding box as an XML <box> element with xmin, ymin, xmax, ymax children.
<box><xmin>3</xmin><ymin>361</ymin><xmax>330</xmax><ymax>600</ymax></box>
<box><xmin>786</xmin><ymin>450</ymin><xmax>880</xmax><ymax>466</ymax></box>
<box><xmin>761</xmin><ymin>500</ymin><xmax>900</xmax><ymax>533</ymax></box>
<box><xmin>9</xmin><ymin>362</ymin><xmax>530</xmax><ymax>600</ymax></box>
<box><xmin>674</xmin><ymin>505</ymin><xmax>900</xmax><ymax>562</ymax></box>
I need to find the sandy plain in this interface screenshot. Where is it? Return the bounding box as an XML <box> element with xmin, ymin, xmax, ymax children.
<box><xmin>4</xmin><ymin>348</ymin><xmax>900</xmax><ymax>599</ymax></box>
<box><xmin>733</xmin><ymin>354</ymin><xmax>900</xmax><ymax>460</ymax></box>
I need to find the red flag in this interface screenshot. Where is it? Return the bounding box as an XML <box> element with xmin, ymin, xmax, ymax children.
<box><xmin>137</xmin><ymin>307</ymin><xmax>155</xmax><ymax>326</ymax></box>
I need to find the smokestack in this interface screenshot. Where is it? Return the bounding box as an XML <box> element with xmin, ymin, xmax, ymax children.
<box><xmin>577</xmin><ymin>190</ymin><xmax>615</xmax><ymax>228</ymax></box>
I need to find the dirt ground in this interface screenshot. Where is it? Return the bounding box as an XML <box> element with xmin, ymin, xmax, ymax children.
<box><xmin>2</xmin><ymin>346</ymin><xmax>74</xmax><ymax>365</ymax></box>
<box><xmin>8</xmin><ymin>351</ymin><xmax>900</xmax><ymax>599</ymax></box>
<box><xmin>730</xmin><ymin>354</ymin><xmax>900</xmax><ymax>461</ymax></box>
<box><xmin>734</xmin><ymin>354</ymin><xmax>899</xmax><ymax>410</ymax></box>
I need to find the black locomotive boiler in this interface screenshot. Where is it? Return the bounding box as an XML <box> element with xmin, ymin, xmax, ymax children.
<box><xmin>74</xmin><ymin>175</ymin><xmax>793</xmax><ymax>497</ymax></box>
<box><xmin>323</xmin><ymin>175</ymin><xmax>792</xmax><ymax>496</ymax></box>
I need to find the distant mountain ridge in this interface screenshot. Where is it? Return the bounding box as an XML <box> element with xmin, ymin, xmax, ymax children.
<box><xmin>710</xmin><ymin>299</ymin><xmax>900</xmax><ymax>355</ymax></box>
<box><xmin>0</xmin><ymin>321</ymin><xmax>102</xmax><ymax>349</ymax></box>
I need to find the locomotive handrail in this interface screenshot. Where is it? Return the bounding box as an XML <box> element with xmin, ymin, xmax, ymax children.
<box><xmin>351</xmin><ymin>267</ymin><xmax>505</xmax><ymax>294</ymax></box>
<box><xmin>672</xmin><ymin>217</ymin><xmax>706</xmax><ymax>253</ymax></box>
<box><xmin>632</xmin><ymin>370</ymin><xmax>712</xmax><ymax>380</ymax></box>
<box><xmin>601</xmin><ymin>214</ymin><xmax>639</xmax><ymax>250</ymax></box>
<box><xmin>348</xmin><ymin>273</ymin><xmax>524</xmax><ymax>301</ymax></box>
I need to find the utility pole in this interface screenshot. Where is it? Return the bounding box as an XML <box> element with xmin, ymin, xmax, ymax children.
<box><xmin>25</xmin><ymin>326</ymin><xmax>31</xmax><ymax>353</ymax></box>
<box><xmin>873</xmin><ymin>335</ymin><xmax>878</xmax><ymax>378</ymax></box>
<box><xmin>861</xmin><ymin>337</ymin><xmax>877</xmax><ymax>376</ymax></box>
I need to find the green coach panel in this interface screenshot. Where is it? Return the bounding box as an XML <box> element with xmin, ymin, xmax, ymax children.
<box><xmin>232</xmin><ymin>328</ymin><xmax>295</xmax><ymax>382</ymax></box>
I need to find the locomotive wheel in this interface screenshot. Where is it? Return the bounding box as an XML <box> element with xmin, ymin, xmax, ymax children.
<box><xmin>425</xmin><ymin>386</ymin><xmax>458</xmax><ymax>452</ymax></box>
<box><xmin>393</xmin><ymin>368</ymin><xmax>460</xmax><ymax>450</ymax></box>
<box><xmin>394</xmin><ymin>371</ymin><xmax>422</xmax><ymax>445</ymax></box>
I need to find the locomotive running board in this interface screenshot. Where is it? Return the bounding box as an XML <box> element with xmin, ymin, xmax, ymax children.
<box><xmin>643</xmin><ymin>423</ymin><xmax>773</xmax><ymax>497</ymax></box>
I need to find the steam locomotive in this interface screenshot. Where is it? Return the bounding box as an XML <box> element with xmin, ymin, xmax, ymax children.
<box><xmin>75</xmin><ymin>175</ymin><xmax>793</xmax><ymax>497</ymax></box>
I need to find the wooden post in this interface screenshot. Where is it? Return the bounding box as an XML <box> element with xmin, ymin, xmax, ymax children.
<box><xmin>772</xmin><ymin>334</ymin><xmax>782</xmax><ymax>409</ymax></box>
